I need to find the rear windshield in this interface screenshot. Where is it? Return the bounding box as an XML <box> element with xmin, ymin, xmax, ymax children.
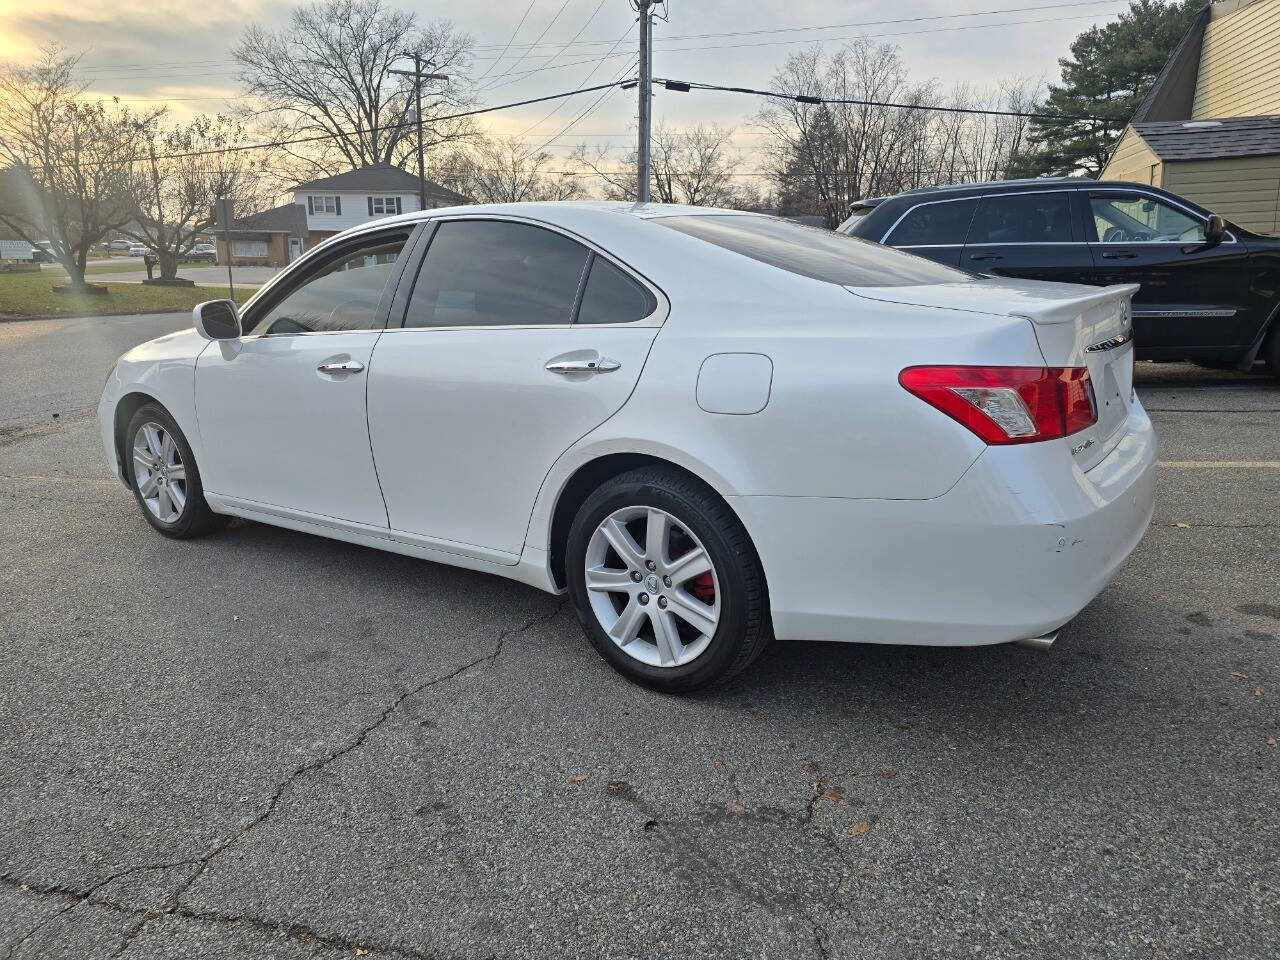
<box><xmin>655</xmin><ymin>214</ymin><xmax>973</xmax><ymax>287</ymax></box>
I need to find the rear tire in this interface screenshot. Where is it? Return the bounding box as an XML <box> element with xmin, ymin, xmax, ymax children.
<box><xmin>565</xmin><ymin>466</ymin><xmax>770</xmax><ymax>693</ymax></box>
<box><xmin>125</xmin><ymin>403</ymin><xmax>226</xmax><ymax>539</ymax></box>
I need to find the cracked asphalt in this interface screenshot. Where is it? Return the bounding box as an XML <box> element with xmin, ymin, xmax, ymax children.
<box><xmin>1</xmin><ymin>311</ymin><xmax>1277</xmax><ymax>959</ymax></box>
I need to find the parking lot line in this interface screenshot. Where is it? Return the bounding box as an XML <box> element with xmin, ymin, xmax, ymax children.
<box><xmin>1158</xmin><ymin>460</ymin><xmax>1280</xmax><ymax>468</ymax></box>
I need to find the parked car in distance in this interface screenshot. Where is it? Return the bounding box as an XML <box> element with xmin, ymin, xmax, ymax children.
<box><xmin>108</xmin><ymin>240</ymin><xmax>133</xmax><ymax>254</ymax></box>
<box><xmin>840</xmin><ymin>177</ymin><xmax>1280</xmax><ymax>376</ymax></box>
<box><xmin>183</xmin><ymin>243</ymin><xmax>218</xmax><ymax>264</ymax></box>
<box><xmin>31</xmin><ymin>242</ymin><xmax>57</xmax><ymax>263</ymax></box>
<box><xmin>128</xmin><ymin>244</ymin><xmax>148</xmax><ymax>257</ymax></box>
<box><xmin>99</xmin><ymin>203</ymin><xmax>1155</xmax><ymax>691</ymax></box>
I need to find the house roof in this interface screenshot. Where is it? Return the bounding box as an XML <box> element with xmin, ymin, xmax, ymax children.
<box><xmin>1132</xmin><ymin>116</ymin><xmax>1280</xmax><ymax>160</ymax></box>
<box><xmin>291</xmin><ymin>164</ymin><xmax>468</xmax><ymax>204</ymax></box>
<box><xmin>230</xmin><ymin>203</ymin><xmax>308</xmax><ymax>235</ymax></box>
<box><xmin>1131</xmin><ymin>5</ymin><xmax>1211</xmax><ymax>123</ymax></box>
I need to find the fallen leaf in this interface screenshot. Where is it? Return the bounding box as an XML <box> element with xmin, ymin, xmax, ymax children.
<box><xmin>895</xmin><ymin>724</ymin><xmax>910</xmax><ymax>733</ymax></box>
<box><xmin>882</xmin><ymin>769</ymin><xmax>897</xmax><ymax>780</ymax></box>
<box><xmin>1231</xmin><ymin>671</ymin><xmax>1249</xmax><ymax>679</ymax></box>
<box><xmin>1267</xmin><ymin>737</ymin><xmax>1276</xmax><ymax>746</ymax></box>
<box><xmin>850</xmin><ymin>820</ymin><xmax>871</xmax><ymax>837</ymax></box>
<box><xmin>1175</xmin><ymin>522</ymin><xmax>1190</xmax><ymax>528</ymax></box>
<box><xmin>752</xmin><ymin>711</ymin><xmax>766</xmax><ymax>722</ymax></box>
<box><xmin>356</xmin><ymin>950</ymin><xmax>369</xmax><ymax>957</ymax></box>
<box><xmin>1255</xmin><ymin>689</ymin><xmax>1263</xmax><ymax>697</ymax></box>
<box><xmin>569</xmin><ymin>774</ymin><xmax>588</xmax><ymax>783</ymax></box>
<box><xmin>821</xmin><ymin>789</ymin><xmax>843</xmax><ymax>803</ymax></box>
<box><xmin>232</xmin><ymin>615</ymin><xmax>240</xmax><ymax>622</ymax></box>
<box><xmin>715</xmin><ymin>758</ymin><xmax>725</xmax><ymax>769</ymax></box>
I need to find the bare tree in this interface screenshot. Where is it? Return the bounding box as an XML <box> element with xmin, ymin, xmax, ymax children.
<box><xmin>434</xmin><ymin>136</ymin><xmax>583</xmax><ymax>203</ymax></box>
<box><xmin>234</xmin><ymin>0</ymin><xmax>474</xmax><ymax>182</ymax></box>
<box><xmin>124</xmin><ymin>115</ymin><xmax>273</xmax><ymax>281</ymax></box>
<box><xmin>570</xmin><ymin>123</ymin><xmax>747</xmax><ymax>206</ymax></box>
<box><xmin>756</xmin><ymin>42</ymin><xmax>937</xmax><ymax>227</ymax></box>
<box><xmin>0</xmin><ymin>45</ymin><xmax>150</xmax><ymax>289</ymax></box>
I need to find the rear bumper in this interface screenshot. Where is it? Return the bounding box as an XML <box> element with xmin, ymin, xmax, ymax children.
<box><xmin>732</xmin><ymin>404</ymin><xmax>1157</xmax><ymax>646</ymax></box>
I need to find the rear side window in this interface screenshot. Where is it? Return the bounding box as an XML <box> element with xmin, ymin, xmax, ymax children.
<box><xmin>403</xmin><ymin>220</ymin><xmax>589</xmax><ymax>328</ymax></box>
<box><xmin>968</xmin><ymin>192</ymin><xmax>1074</xmax><ymax>245</ymax></box>
<box><xmin>884</xmin><ymin>199</ymin><xmax>978</xmax><ymax>246</ymax></box>
<box><xmin>656</xmin><ymin>214</ymin><xmax>972</xmax><ymax>287</ymax></box>
<box><xmin>576</xmin><ymin>256</ymin><xmax>656</xmax><ymax>324</ymax></box>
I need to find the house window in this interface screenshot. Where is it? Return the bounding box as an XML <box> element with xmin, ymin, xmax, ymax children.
<box><xmin>369</xmin><ymin>196</ymin><xmax>402</xmax><ymax>216</ymax></box>
<box><xmin>308</xmin><ymin>195</ymin><xmax>340</xmax><ymax>215</ymax></box>
<box><xmin>232</xmin><ymin>239</ymin><xmax>268</xmax><ymax>258</ymax></box>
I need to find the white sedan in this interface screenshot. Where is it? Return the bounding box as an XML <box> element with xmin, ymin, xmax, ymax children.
<box><xmin>99</xmin><ymin>203</ymin><xmax>1156</xmax><ymax>691</ymax></box>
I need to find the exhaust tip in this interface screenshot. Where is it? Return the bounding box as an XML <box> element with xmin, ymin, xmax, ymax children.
<box><xmin>1014</xmin><ymin>630</ymin><xmax>1058</xmax><ymax>652</ymax></box>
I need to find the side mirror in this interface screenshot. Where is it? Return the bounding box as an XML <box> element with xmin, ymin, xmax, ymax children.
<box><xmin>193</xmin><ymin>299</ymin><xmax>241</xmax><ymax>340</ymax></box>
<box><xmin>1206</xmin><ymin>213</ymin><xmax>1226</xmax><ymax>243</ymax></box>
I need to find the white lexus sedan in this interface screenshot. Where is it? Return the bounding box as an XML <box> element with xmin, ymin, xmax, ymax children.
<box><xmin>99</xmin><ymin>203</ymin><xmax>1156</xmax><ymax>691</ymax></box>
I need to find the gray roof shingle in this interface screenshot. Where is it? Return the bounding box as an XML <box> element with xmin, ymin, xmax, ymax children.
<box><xmin>292</xmin><ymin>164</ymin><xmax>468</xmax><ymax>204</ymax></box>
<box><xmin>1132</xmin><ymin>116</ymin><xmax>1280</xmax><ymax>160</ymax></box>
<box><xmin>230</xmin><ymin>203</ymin><xmax>308</xmax><ymax>235</ymax></box>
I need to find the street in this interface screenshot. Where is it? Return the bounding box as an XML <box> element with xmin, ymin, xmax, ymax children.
<box><xmin>1</xmin><ymin>312</ymin><xmax>1277</xmax><ymax>958</ymax></box>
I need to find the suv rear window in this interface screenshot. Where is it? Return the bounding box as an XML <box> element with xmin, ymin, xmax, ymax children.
<box><xmin>655</xmin><ymin>214</ymin><xmax>971</xmax><ymax>287</ymax></box>
<box><xmin>884</xmin><ymin>198</ymin><xmax>978</xmax><ymax>246</ymax></box>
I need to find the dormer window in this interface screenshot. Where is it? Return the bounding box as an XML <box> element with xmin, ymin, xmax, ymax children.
<box><xmin>370</xmin><ymin>196</ymin><xmax>402</xmax><ymax>215</ymax></box>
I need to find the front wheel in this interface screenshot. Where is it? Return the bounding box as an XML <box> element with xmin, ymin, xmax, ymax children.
<box><xmin>565</xmin><ymin>467</ymin><xmax>770</xmax><ymax>692</ymax></box>
<box><xmin>125</xmin><ymin>403</ymin><xmax>226</xmax><ymax>539</ymax></box>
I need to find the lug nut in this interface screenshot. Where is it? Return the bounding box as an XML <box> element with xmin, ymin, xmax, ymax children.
<box><xmin>646</xmin><ymin>560</ymin><xmax>656</xmax><ymax>571</ymax></box>
<box><xmin>657</xmin><ymin>596</ymin><xmax>667</xmax><ymax>609</ymax></box>
<box><xmin>662</xmin><ymin>575</ymin><xmax>671</xmax><ymax>587</ymax></box>
<box><xmin>630</xmin><ymin>570</ymin><xmax>642</xmax><ymax>582</ymax></box>
<box><xmin>638</xmin><ymin>593</ymin><xmax>649</xmax><ymax>605</ymax></box>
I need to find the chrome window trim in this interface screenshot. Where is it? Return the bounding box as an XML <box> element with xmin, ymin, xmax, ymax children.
<box><xmin>394</xmin><ymin>212</ymin><xmax>670</xmax><ymax>330</ymax></box>
<box><xmin>879</xmin><ymin>195</ymin><xmax>977</xmax><ymax>245</ymax></box>
<box><xmin>1132</xmin><ymin>308</ymin><xmax>1237</xmax><ymax>318</ymax></box>
<box><xmin>1086</xmin><ymin>187</ymin><xmax>1237</xmax><ymax>244</ymax></box>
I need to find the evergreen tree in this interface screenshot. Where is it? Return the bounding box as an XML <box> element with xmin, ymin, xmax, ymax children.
<box><xmin>1012</xmin><ymin>0</ymin><xmax>1203</xmax><ymax>177</ymax></box>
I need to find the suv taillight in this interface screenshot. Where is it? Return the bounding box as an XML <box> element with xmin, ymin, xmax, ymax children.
<box><xmin>899</xmin><ymin>366</ymin><xmax>1098</xmax><ymax>445</ymax></box>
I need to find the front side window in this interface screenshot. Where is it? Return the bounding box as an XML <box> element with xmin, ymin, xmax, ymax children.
<box><xmin>1089</xmin><ymin>193</ymin><xmax>1206</xmax><ymax>243</ymax></box>
<box><xmin>402</xmin><ymin>220</ymin><xmax>590</xmax><ymax>328</ymax></box>
<box><xmin>245</xmin><ymin>233</ymin><xmax>409</xmax><ymax>335</ymax></box>
<box><xmin>968</xmin><ymin>192</ymin><xmax>1074</xmax><ymax>245</ymax></box>
<box><xmin>884</xmin><ymin>198</ymin><xmax>979</xmax><ymax>246</ymax></box>
<box><xmin>656</xmin><ymin>214</ymin><xmax>973</xmax><ymax>287</ymax></box>
<box><xmin>576</xmin><ymin>256</ymin><xmax>656</xmax><ymax>324</ymax></box>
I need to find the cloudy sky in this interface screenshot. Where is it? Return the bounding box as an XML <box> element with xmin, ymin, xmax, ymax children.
<box><xmin>0</xmin><ymin>0</ymin><xmax>1135</xmax><ymax>177</ymax></box>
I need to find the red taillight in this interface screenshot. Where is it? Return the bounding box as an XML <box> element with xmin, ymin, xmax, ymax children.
<box><xmin>899</xmin><ymin>365</ymin><xmax>1098</xmax><ymax>445</ymax></box>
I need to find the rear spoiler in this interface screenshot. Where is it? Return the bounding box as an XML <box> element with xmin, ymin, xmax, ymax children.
<box><xmin>1007</xmin><ymin>283</ymin><xmax>1140</xmax><ymax>326</ymax></box>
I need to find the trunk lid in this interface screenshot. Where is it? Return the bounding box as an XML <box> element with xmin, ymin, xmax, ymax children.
<box><xmin>847</xmin><ymin>278</ymin><xmax>1139</xmax><ymax>471</ymax></box>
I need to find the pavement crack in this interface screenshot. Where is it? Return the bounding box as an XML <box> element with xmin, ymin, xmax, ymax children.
<box><xmin>488</xmin><ymin>595</ymin><xmax>568</xmax><ymax>668</ymax></box>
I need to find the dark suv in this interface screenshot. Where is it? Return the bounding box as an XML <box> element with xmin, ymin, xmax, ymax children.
<box><xmin>840</xmin><ymin>177</ymin><xmax>1280</xmax><ymax>374</ymax></box>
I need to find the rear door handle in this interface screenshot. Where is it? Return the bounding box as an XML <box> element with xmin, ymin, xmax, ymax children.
<box><xmin>545</xmin><ymin>356</ymin><xmax>621</xmax><ymax>375</ymax></box>
<box><xmin>317</xmin><ymin>360</ymin><xmax>365</xmax><ymax>374</ymax></box>
<box><xmin>1101</xmin><ymin>251</ymin><xmax>1137</xmax><ymax>260</ymax></box>
<box><xmin>967</xmin><ymin>252</ymin><xmax>1003</xmax><ymax>262</ymax></box>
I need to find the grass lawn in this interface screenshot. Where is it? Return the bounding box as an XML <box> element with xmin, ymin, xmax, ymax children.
<box><xmin>0</xmin><ymin>269</ymin><xmax>255</xmax><ymax>319</ymax></box>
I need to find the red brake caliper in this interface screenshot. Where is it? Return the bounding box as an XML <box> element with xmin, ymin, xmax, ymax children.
<box><xmin>690</xmin><ymin>572</ymin><xmax>715</xmax><ymax>602</ymax></box>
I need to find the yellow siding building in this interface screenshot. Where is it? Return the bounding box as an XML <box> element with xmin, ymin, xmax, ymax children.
<box><xmin>1100</xmin><ymin>0</ymin><xmax>1280</xmax><ymax>234</ymax></box>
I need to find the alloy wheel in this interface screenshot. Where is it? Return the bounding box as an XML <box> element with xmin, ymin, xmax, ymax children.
<box><xmin>132</xmin><ymin>421</ymin><xmax>187</xmax><ymax>524</ymax></box>
<box><xmin>583</xmin><ymin>505</ymin><xmax>721</xmax><ymax>667</ymax></box>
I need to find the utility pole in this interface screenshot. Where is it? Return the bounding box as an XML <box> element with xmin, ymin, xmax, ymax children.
<box><xmin>391</xmin><ymin>55</ymin><xmax>449</xmax><ymax>211</ymax></box>
<box><xmin>636</xmin><ymin>0</ymin><xmax>654</xmax><ymax>203</ymax></box>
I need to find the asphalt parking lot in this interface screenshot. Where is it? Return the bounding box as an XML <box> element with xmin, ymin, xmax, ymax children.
<box><xmin>1</xmin><ymin>311</ymin><xmax>1277</xmax><ymax>959</ymax></box>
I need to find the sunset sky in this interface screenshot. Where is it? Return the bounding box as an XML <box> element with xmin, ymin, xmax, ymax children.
<box><xmin>0</xmin><ymin>0</ymin><xmax>1135</xmax><ymax>175</ymax></box>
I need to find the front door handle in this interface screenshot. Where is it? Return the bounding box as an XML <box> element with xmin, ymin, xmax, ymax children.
<box><xmin>317</xmin><ymin>360</ymin><xmax>365</xmax><ymax>374</ymax></box>
<box><xmin>968</xmin><ymin>252</ymin><xmax>1003</xmax><ymax>262</ymax></box>
<box><xmin>545</xmin><ymin>357</ymin><xmax>621</xmax><ymax>375</ymax></box>
<box><xmin>1101</xmin><ymin>250</ymin><xmax>1137</xmax><ymax>260</ymax></box>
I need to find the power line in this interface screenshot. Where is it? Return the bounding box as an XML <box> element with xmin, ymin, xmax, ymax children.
<box><xmin>20</xmin><ymin>80</ymin><xmax>638</xmax><ymax>171</ymax></box>
<box><xmin>472</xmin><ymin>0</ymin><xmax>539</xmax><ymax>82</ymax></box>
<box><xmin>519</xmin><ymin>21</ymin><xmax>636</xmax><ymax>136</ymax></box>
<box><xmin>657</xmin><ymin>77</ymin><xmax>1105</xmax><ymax>122</ymax></box>
<box><xmin>477</xmin><ymin>0</ymin><xmax>576</xmax><ymax>92</ymax></box>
